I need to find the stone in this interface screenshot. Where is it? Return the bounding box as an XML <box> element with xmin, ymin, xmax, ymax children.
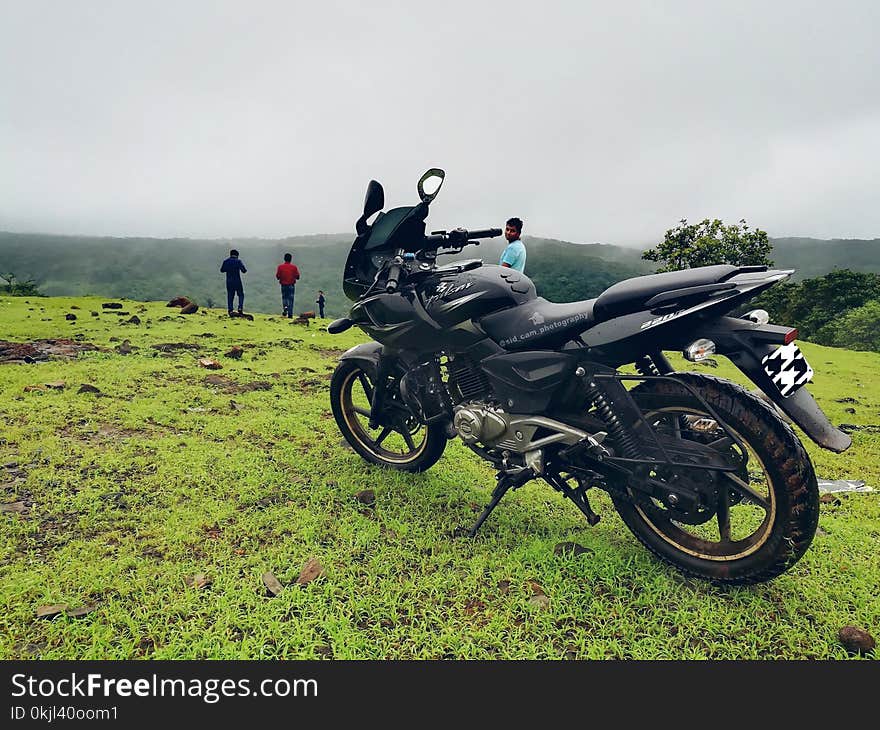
<box><xmin>262</xmin><ymin>571</ymin><xmax>284</xmax><ymax>596</ymax></box>
<box><xmin>0</xmin><ymin>501</ymin><xmax>27</xmax><ymax>513</ymax></box>
<box><xmin>297</xmin><ymin>557</ymin><xmax>325</xmax><ymax>585</ymax></box>
<box><xmin>65</xmin><ymin>605</ymin><xmax>98</xmax><ymax>618</ymax></box>
<box><xmin>225</xmin><ymin>346</ymin><xmax>244</xmax><ymax>359</ymax></box>
<box><xmin>528</xmin><ymin>594</ymin><xmax>551</xmax><ymax>610</ymax></box>
<box><xmin>554</xmin><ymin>541</ymin><xmax>593</xmax><ymax>557</ymax></box>
<box><xmin>184</xmin><ymin>574</ymin><xmax>211</xmax><ymax>590</ymax></box>
<box><xmin>77</xmin><ymin>384</ymin><xmax>101</xmax><ymax>394</ymax></box>
<box><xmin>36</xmin><ymin>604</ymin><xmax>68</xmax><ymax>619</ymax></box>
<box><xmin>838</xmin><ymin>626</ymin><xmax>875</xmax><ymax>656</ymax></box>
<box><xmin>101</xmin><ymin>302</ymin><xmax>123</xmax><ymax>309</ymax></box>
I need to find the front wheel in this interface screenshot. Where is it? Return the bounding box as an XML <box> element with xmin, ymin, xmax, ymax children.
<box><xmin>330</xmin><ymin>359</ymin><xmax>447</xmax><ymax>473</ymax></box>
<box><xmin>611</xmin><ymin>373</ymin><xmax>819</xmax><ymax>585</ymax></box>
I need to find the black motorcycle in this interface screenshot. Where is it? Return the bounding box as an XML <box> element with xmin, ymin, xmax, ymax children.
<box><xmin>328</xmin><ymin>169</ymin><xmax>851</xmax><ymax>585</ymax></box>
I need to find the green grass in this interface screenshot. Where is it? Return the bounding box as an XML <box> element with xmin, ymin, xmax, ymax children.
<box><xmin>0</xmin><ymin>294</ymin><xmax>877</xmax><ymax>659</ymax></box>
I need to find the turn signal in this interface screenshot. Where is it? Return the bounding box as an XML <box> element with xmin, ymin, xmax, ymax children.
<box><xmin>683</xmin><ymin>338</ymin><xmax>716</xmax><ymax>362</ymax></box>
<box><xmin>743</xmin><ymin>309</ymin><xmax>770</xmax><ymax>325</ymax></box>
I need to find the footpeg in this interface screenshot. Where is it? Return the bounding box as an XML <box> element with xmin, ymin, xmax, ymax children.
<box><xmin>559</xmin><ymin>431</ymin><xmax>610</xmax><ymax>462</ymax></box>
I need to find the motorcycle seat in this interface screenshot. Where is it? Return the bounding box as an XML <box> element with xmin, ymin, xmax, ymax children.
<box><xmin>593</xmin><ymin>264</ymin><xmax>740</xmax><ymax>322</ymax></box>
<box><xmin>479</xmin><ymin>297</ymin><xmax>596</xmax><ymax>350</ymax></box>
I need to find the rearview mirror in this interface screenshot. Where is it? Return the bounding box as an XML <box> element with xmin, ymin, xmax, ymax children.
<box><xmin>363</xmin><ymin>180</ymin><xmax>384</xmax><ymax>218</ymax></box>
<box><xmin>417</xmin><ymin>168</ymin><xmax>445</xmax><ymax>203</ymax></box>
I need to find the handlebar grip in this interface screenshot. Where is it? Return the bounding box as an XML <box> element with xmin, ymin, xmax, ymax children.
<box><xmin>467</xmin><ymin>228</ymin><xmax>502</xmax><ymax>240</ymax></box>
<box><xmin>385</xmin><ymin>263</ymin><xmax>402</xmax><ymax>293</ymax></box>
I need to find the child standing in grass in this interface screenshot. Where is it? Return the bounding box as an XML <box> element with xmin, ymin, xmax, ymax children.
<box><xmin>316</xmin><ymin>290</ymin><xmax>326</xmax><ymax>318</ymax></box>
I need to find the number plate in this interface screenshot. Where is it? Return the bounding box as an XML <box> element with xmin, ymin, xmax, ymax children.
<box><xmin>761</xmin><ymin>342</ymin><xmax>813</xmax><ymax>397</ymax></box>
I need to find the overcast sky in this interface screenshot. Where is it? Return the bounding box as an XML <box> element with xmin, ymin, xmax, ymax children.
<box><xmin>1</xmin><ymin>0</ymin><xmax>878</xmax><ymax>247</ymax></box>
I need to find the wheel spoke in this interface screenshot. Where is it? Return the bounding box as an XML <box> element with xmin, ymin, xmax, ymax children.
<box><xmin>374</xmin><ymin>426</ymin><xmax>393</xmax><ymax>447</ymax></box>
<box><xmin>721</xmin><ymin>471</ymin><xmax>771</xmax><ymax>511</ymax></box>
<box><xmin>352</xmin><ymin>406</ymin><xmax>371</xmax><ymax>418</ymax></box>
<box><xmin>399</xmin><ymin>427</ymin><xmax>416</xmax><ymax>452</ymax></box>
<box><xmin>716</xmin><ymin>485</ymin><xmax>731</xmax><ymax>542</ymax></box>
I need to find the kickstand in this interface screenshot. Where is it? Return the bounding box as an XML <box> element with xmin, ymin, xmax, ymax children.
<box><xmin>544</xmin><ymin>472</ymin><xmax>601</xmax><ymax>526</ymax></box>
<box><xmin>468</xmin><ymin>467</ymin><xmax>533</xmax><ymax>537</ymax></box>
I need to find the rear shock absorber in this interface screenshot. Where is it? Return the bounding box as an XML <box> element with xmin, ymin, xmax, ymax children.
<box><xmin>635</xmin><ymin>355</ymin><xmax>661</xmax><ymax>377</ymax></box>
<box><xmin>583</xmin><ymin>380</ymin><xmax>640</xmax><ymax>459</ymax></box>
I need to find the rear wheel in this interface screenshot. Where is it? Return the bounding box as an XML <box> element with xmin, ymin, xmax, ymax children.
<box><xmin>330</xmin><ymin>360</ymin><xmax>447</xmax><ymax>473</ymax></box>
<box><xmin>611</xmin><ymin>373</ymin><xmax>819</xmax><ymax>585</ymax></box>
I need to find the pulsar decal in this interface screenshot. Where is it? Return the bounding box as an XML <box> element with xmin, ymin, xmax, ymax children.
<box><xmin>761</xmin><ymin>342</ymin><xmax>813</xmax><ymax>397</ymax></box>
<box><xmin>640</xmin><ymin>310</ymin><xmax>684</xmax><ymax>330</ymax></box>
<box><xmin>435</xmin><ymin>291</ymin><xmax>485</xmax><ymax>313</ymax></box>
<box><xmin>426</xmin><ymin>280</ymin><xmax>474</xmax><ymax>307</ymax></box>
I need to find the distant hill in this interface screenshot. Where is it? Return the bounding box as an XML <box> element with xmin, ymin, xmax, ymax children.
<box><xmin>0</xmin><ymin>231</ymin><xmax>654</xmax><ymax>316</ymax></box>
<box><xmin>2</xmin><ymin>230</ymin><xmax>878</xmax><ymax>316</ymax></box>
<box><xmin>769</xmin><ymin>238</ymin><xmax>880</xmax><ymax>279</ymax></box>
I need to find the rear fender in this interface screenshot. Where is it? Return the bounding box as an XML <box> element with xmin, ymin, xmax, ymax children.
<box><xmin>694</xmin><ymin>317</ymin><xmax>851</xmax><ymax>453</ymax></box>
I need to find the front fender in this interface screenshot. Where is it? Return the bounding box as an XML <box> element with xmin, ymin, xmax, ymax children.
<box><xmin>338</xmin><ymin>341</ymin><xmax>384</xmax><ymax>373</ymax></box>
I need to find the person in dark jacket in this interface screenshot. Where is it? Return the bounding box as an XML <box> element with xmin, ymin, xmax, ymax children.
<box><xmin>315</xmin><ymin>290</ymin><xmax>326</xmax><ymax>318</ymax></box>
<box><xmin>220</xmin><ymin>249</ymin><xmax>247</xmax><ymax>315</ymax></box>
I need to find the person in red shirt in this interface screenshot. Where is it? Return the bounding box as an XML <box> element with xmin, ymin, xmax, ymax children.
<box><xmin>275</xmin><ymin>253</ymin><xmax>301</xmax><ymax>318</ymax></box>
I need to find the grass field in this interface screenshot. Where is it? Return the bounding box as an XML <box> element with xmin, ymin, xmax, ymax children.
<box><xmin>1</xmin><ymin>294</ymin><xmax>877</xmax><ymax>659</ymax></box>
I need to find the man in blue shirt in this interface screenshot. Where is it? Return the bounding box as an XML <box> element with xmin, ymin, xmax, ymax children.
<box><xmin>499</xmin><ymin>217</ymin><xmax>526</xmax><ymax>273</ymax></box>
<box><xmin>220</xmin><ymin>248</ymin><xmax>247</xmax><ymax>315</ymax></box>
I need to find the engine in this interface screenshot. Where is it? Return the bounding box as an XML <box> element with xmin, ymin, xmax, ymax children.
<box><xmin>453</xmin><ymin>404</ymin><xmax>508</xmax><ymax>444</ymax></box>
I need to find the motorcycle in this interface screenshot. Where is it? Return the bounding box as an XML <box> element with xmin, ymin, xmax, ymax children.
<box><xmin>327</xmin><ymin>168</ymin><xmax>851</xmax><ymax>585</ymax></box>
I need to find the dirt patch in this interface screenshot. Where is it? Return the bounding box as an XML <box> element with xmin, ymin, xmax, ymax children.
<box><xmin>151</xmin><ymin>342</ymin><xmax>200</xmax><ymax>353</ymax></box>
<box><xmin>839</xmin><ymin>423</ymin><xmax>880</xmax><ymax>434</ymax></box>
<box><xmin>202</xmin><ymin>375</ymin><xmax>273</xmax><ymax>394</ymax></box>
<box><xmin>58</xmin><ymin>422</ymin><xmax>146</xmax><ymax>442</ymax></box>
<box><xmin>308</xmin><ymin>346</ymin><xmax>346</xmax><ymax>359</ymax></box>
<box><xmin>0</xmin><ymin>339</ymin><xmax>102</xmax><ymax>364</ymax></box>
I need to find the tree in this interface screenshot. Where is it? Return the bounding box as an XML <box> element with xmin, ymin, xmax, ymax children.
<box><xmin>642</xmin><ymin>218</ymin><xmax>773</xmax><ymax>272</ymax></box>
<box><xmin>1</xmin><ymin>272</ymin><xmax>42</xmax><ymax>296</ymax></box>
<box><xmin>748</xmin><ymin>269</ymin><xmax>880</xmax><ymax>343</ymax></box>
<box><xmin>828</xmin><ymin>299</ymin><xmax>880</xmax><ymax>352</ymax></box>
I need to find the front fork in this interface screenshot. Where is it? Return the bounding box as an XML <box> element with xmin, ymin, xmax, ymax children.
<box><xmin>368</xmin><ymin>352</ymin><xmax>398</xmax><ymax>429</ymax></box>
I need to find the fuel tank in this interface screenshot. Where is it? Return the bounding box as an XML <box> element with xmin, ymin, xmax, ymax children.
<box><xmin>419</xmin><ymin>263</ymin><xmax>537</xmax><ymax>328</ymax></box>
<box><xmin>351</xmin><ymin>263</ymin><xmax>537</xmax><ymax>354</ymax></box>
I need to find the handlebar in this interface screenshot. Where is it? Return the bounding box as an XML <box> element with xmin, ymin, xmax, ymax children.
<box><xmin>382</xmin><ymin>227</ymin><xmax>502</xmax><ymax>292</ymax></box>
<box><xmin>385</xmin><ymin>261</ymin><xmax>402</xmax><ymax>293</ymax></box>
<box><xmin>424</xmin><ymin>227</ymin><xmax>502</xmax><ymax>246</ymax></box>
<box><xmin>466</xmin><ymin>228</ymin><xmax>502</xmax><ymax>240</ymax></box>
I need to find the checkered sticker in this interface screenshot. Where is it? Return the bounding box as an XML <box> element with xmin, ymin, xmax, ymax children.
<box><xmin>761</xmin><ymin>342</ymin><xmax>813</xmax><ymax>397</ymax></box>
